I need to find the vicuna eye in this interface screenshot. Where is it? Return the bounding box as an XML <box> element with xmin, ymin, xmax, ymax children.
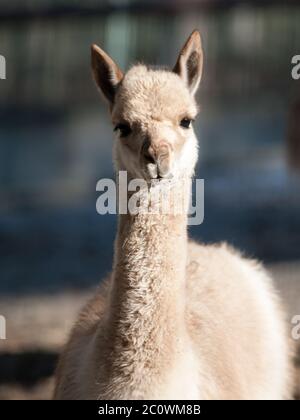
<box><xmin>114</xmin><ymin>123</ymin><xmax>132</xmax><ymax>138</ymax></box>
<box><xmin>180</xmin><ymin>118</ymin><xmax>193</xmax><ymax>129</ymax></box>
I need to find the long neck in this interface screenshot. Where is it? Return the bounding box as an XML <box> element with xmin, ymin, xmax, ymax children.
<box><xmin>99</xmin><ymin>178</ymin><xmax>191</xmax><ymax>398</ymax></box>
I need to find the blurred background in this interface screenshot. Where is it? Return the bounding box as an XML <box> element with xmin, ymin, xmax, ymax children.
<box><xmin>0</xmin><ymin>0</ymin><xmax>299</xmax><ymax>399</ymax></box>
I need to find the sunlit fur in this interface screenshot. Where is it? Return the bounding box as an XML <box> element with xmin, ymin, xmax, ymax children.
<box><xmin>54</xmin><ymin>31</ymin><xmax>293</xmax><ymax>400</ymax></box>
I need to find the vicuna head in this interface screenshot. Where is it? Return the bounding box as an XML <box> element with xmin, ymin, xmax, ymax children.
<box><xmin>91</xmin><ymin>30</ymin><xmax>203</xmax><ymax>181</ymax></box>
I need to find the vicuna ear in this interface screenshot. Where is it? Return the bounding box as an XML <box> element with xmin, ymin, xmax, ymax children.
<box><xmin>91</xmin><ymin>44</ymin><xmax>123</xmax><ymax>103</ymax></box>
<box><xmin>173</xmin><ymin>30</ymin><xmax>203</xmax><ymax>96</ymax></box>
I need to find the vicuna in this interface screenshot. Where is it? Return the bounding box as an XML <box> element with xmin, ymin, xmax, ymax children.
<box><xmin>54</xmin><ymin>31</ymin><xmax>292</xmax><ymax>400</ymax></box>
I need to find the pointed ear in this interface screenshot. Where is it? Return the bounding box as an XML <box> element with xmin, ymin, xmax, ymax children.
<box><xmin>91</xmin><ymin>44</ymin><xmax>123</xmax><ymax>104</ymax></box>
<box><xmin>173</xmin><ymin>30</ymin><xmax>203</xmax><ymax>96</ymax></box>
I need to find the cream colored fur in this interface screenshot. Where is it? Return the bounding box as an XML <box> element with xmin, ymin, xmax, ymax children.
<box><xmin>54</xmin><ymin>31</ymin><xmax>293</xmax><ymax>400</ymax></box>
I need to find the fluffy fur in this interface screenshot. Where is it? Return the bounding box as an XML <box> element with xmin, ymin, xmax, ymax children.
<box><xmin>54</xmin><ymin>31</ymin><xmax>293</xmax><ymax>400</ymax></box>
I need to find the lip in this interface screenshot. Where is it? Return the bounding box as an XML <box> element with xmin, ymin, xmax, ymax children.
<box><xmin>146</xmin><ymin>162</ymin><xmax>158</xmax><ymax>179</ymax></box>
<box><xmin>149</xmin><ymin>174</ymin><xmax>173</xmax><ymax>181</ymax></box>
<box><xmin>146</xmin><ymin>163</ymin><xmax>173</xmax><ymax>180</ymax></box>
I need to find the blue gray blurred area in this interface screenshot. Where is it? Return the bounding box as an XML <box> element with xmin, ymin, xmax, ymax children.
<box><xmin>0</xmin><ymin>1</ymin><xmax>300</xmax><ymax>295</ymax></box>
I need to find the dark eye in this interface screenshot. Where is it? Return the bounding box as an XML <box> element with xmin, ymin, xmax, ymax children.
<box><xmin>180</xmin><ymin>118</ymin><xmax>192</xmax><ymax>129</ymax></box>
<box><xmin>114</xmin><ymin>123</ymin><xmax>132</xmax><ymax>138</ymax></box>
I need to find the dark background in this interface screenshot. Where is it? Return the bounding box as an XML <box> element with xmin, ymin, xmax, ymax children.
<box><xmin>1</xmin><ymin>1</ymin><xmax>300</xmax><ymax>295</ymax></box>
<box><xmin>0</xmin><ymin>0</ymin><xmax>300</xmax><ymax>401</ymax></box>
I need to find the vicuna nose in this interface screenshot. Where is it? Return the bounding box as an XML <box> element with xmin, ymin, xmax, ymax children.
<box><xmin>141</xmin><ymin>140</ymin><xmax>172</xmax><ymax>178</ymax></box>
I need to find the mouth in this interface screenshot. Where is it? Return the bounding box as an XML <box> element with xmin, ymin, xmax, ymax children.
<box><xmin>146</xmin><ymin>163</ymin><xmax>173</xmax><ymax>180</ymax></box>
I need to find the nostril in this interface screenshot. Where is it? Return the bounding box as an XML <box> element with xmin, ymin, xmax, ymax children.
<box><xmin>144</xmin><ymin>150</ymin><xmax>156</xmax><ymax>164</ymax></box>
<box><xmin>142</xmin><ymin>143</ymin><xmax>156</xmax><ymax>164</ymax></box>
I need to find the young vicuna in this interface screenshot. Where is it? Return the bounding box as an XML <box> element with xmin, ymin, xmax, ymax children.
<box><xmin>54</xmin><ymin>31</ymin><xmax>292</xmax><ymax>400</ymax></box>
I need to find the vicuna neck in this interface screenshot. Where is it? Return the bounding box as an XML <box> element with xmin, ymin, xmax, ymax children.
<box><xmin>100</xmin><ymin>178</ymin><xmax>191</xmax><ymax>398</ymax></box>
